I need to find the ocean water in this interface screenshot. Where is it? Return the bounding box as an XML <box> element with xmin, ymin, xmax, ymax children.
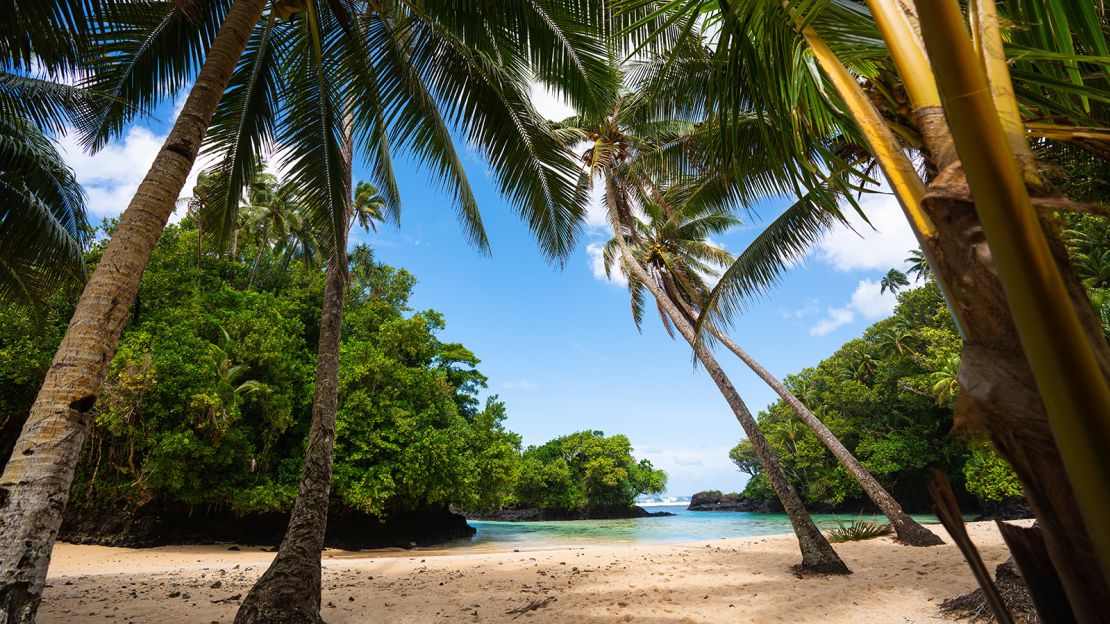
<box><xmin>441</xmin><ymin>506</ymin><xmax>945</xmax><ymax>552</ymax></box>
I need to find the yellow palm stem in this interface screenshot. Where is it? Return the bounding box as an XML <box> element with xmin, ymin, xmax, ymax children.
<box><xmin>917</xmin><ymin>0</ymin><xmax>1110</xmax><ymax>583</ymax></box>
<box><xmin>798</xmin><ymin>26</ymin><xmax>933</xmax><ymax>237</ymax></box>
<box><xmin>968</xmin><ymin>0</ymin><xmax>1036</xmax><ymax>176</ymax></box>
<box><xmin>865</xmin><ymin>0</ymin><xmax>940</xmax><ymax>108</ymax></box>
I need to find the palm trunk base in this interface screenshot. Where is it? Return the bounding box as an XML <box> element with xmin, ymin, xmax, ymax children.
<box><xmin>234</xmin><ymin>556</ymin><xmax>326</xmax><ymax>624</ymax></box>
<box><xmin>892</xmin><ymin>519</ymin><xmax>945</xmax><ymax>547</ymax></box>
<box><xmin>0</xmin><ymin>582</ymin><xmax>38</xmax><ymax>623</ymax></box>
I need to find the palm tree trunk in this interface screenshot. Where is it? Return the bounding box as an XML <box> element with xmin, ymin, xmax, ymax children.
<box><xmin>704</xmin><ymin>323</ymin><xmax>943</xmax><ymax>546</ymax></box>
<box><xmin>684</xmin><ymin>326</ymin><xmax>850</xmax><ymax>574</ymax></box>
<box><xmin>659</xmin><ymin>268</ymin><xmax>940</xmax><ymax>545</ymax></box>
<box><xmin>0</xmin><ymin>1</ymin><xmax>266</xmax><ymax>620</ymax></box>
<box><xmin>247</xmin><ymin>246</ymin><xmax>265</xmax><ymax>289</ymax></box>
<box><xmin>234</xmin><ymin>124</ymin><xmax>354</xmax><ymax>624</ymax></box>
<box><xmin>791</xmin><ymin>7</ymin><xmax>1110</xmax><ymax>609</ymax></box>
<box><xmin>607</xmin><ymin>205</ymin><xmax>848</xmax><ymax>574</ymax></box>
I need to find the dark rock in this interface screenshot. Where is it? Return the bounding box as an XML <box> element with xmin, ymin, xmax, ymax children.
<box><xmin>687</xmin><ymin>491</ymin><xmax>776</xmax><ymax>512</ymax></box>
<box><xmin>59</xmin><ymin>501</ymin><xmax>475</xmax><ymax>550</ymax></box>
<box><xmin>468</xmin><ymin>504</ymin><xmax>672</xmax><ymax>522</ymax></box>
<box><xmin>974</xmin><ymin>496</ymin><xmax>1035</xmax><ymax>521</ymax></box>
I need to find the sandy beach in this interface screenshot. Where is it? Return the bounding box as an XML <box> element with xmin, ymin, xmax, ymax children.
<box><xmin>36</xmin><ymin>520</ymin><xmax>1018</xmax><ymax>623</ymax></box>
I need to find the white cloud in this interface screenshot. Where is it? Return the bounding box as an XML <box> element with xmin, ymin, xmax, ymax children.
<box><xmin>529</xmin><ymin>82</ymin><xmax>576</xmax><ymax>121</ymax></box>
<box><xmin>503</xmin><ymin>379</ymin><xmax>538</xmax><ymax>390</ymax></box>
<box><xmin>815</xmin><ymin>185</ymin><xmax>918</xmax><ymax>273</ymax></box>
<box><xmin>59</xmin><ymin>120</ymin><xmax>210</xmax><ymax>224</ymax></box>
<box><xmin>850</xmin><ymin>278</ymin><xmax>897</xmax><ymax>318</ymax></box>
<box><xmin>634</xmin><ymin>444</ymin><xmax>739</xmax><ymax>490</ymax></box>
<box><xmin>810</xmin><ymin>306</ymin><xmax>855</xmax><ymax>337</ymax></box>
<box><xmin>809</xmin><ymin>278</ymin><xmax>898</xmax><ymax>336</ymax></box>
<box><xmin>586</xmin><ymin>241</ymin><xmax>628</xmax><ymax>287</ymax></box>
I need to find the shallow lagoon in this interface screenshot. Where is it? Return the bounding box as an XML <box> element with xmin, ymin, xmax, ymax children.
<box><xmin>447</xmin><ymin>505</ymin><xmax>946</xmax><ymax>551</ymax></box>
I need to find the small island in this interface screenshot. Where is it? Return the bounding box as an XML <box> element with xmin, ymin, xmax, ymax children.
<box><xmin>468</xmin><ymin>431</ymin><xmax>672</xmax><ymax>521</ymax></box>
<box><xmin>687</xmin><ymin>490</ymin><xmax>769</xmax><ymax>513</ymax></box>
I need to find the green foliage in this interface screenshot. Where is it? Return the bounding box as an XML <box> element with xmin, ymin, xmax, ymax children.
<box><xmin>826</xmin><ymin>518</ymin><xmax>893</xmax><ymax>543</ymax></box>
<box><xmin>730</xmin><ymin>279</ymin><xmax>1011</xmax><ymax>507</ymax></box>
<box><xmin>963</xmin><ymin>442</ymin><xmax>1023</xmax><ymax>503</ymax></box>
<box><xmin>1</xmin><ymin>219</ymin><xmax>522</xmax><ymax>518</ymax></box>
<box><xmin>3</xmin><ymin>218</ymin><xmax>661</xmax><ymax>520</ymax></box>
<box><xmin>512</xmin><ymin>431</ymin><xmax>666</xmax><ymax>511</ymax></box>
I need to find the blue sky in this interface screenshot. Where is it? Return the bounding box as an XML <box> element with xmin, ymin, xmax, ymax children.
<box><xmin>57</xmin><ymin>92</ymin><xmax>918</xmax><ymax>497</ymax></box>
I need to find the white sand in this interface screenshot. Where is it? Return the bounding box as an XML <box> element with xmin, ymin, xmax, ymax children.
<box><xmin>39</xmin><ymin>521</ymin><xmax>1018</xmax><ymax>623</ymax></box>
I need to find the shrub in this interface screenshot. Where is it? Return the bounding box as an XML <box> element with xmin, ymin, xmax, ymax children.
<box><xmin>826</xmin><ymin>518</ymin><xmax>894</xmax><ymax>543</ymax></box>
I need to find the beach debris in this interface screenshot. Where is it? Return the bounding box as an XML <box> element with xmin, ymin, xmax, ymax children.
<box><xmin>506</xmin><ymin>596</ymin><xmax>556</xmax><ymax>619</ymax></box>
<box><xmin>211</xmin><ymin>593</ymin><xmax>242</xmax><ymax>604</ymax></box>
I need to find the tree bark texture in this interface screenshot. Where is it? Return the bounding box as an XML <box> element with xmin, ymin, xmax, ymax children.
<box><xmin>705</xmin><ymin>325</ymin><xmax>944</xmax><ymax>547</ymax></box>
<box><xmin>0</xmin><ymin>1</ymin><xmax>266</xmax><ymax>621</ymax></box>
<box><xmin>920</xmin><ymin>166</ymin><xmax>1110</xmax><ymax>620</ymax></box>
<box><xmin>234</xmin><ymin>124</ymin><xmax>354</xmax><ymax>624</ymax></box>
<box><xmin>609</xmin><ymin>218</ymin><xmax>849</xmax><ymax>574</ymax></box>
<box><xmin>233</xmin><ymin>248</ymin><xmax>346</xmax><ymax>624</ymax></box>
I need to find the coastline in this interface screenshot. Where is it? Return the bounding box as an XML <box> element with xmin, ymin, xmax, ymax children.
<box><xmin>40</xmin><ymin>520</ymin><xmax>1021</xmax><ymax>623</ymax></box>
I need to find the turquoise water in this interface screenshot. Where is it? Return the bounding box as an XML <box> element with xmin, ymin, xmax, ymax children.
<box><xmin>444</xmin><ymin>506</ymin><xmax>944</xmax><ymax>551</ymax></box>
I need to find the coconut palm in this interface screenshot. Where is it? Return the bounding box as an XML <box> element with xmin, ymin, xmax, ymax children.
<box><xmin>879</xmin><ymin>269</ymin><xmax>909</xmax><ymax>295</ymax></box>
<box><xmin>558</xmin><ymin>88</ymin><xmax>849</xmax><ymax>573</ymax></box>
<box><xmin>631</xmin><ymin>0</ymin><xmax>1110</xmax><ymax>612</ymax></box>
<box><xmin>905</xmin><ymin>249</ymin><xmax>930</xmax><ymax>283</ymax></box>
<box><xmin>605</xmin><ymin>189</ymin><xmax>941</xmax><ymax>546</ymax></box>
<box><xmin>929</xmin><ymin>354</ymin><xmax>961</xmax><ymax>407</ymax></box>
<box><xmin>0</xmin><ymin>1</ymin><xmax>608</xmax><ymax>620</ymax></box>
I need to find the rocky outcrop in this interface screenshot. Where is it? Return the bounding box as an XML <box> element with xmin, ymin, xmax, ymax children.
<box><xmin>59</xmin><ymin>501</ymin><xmax>474</xmax><ymax>550</ymax></box>
<box><xmin>468</xmin><ymin>504</ymin><xmax>673</xmax><ymax>522</ymax></box>
<box><xmin>687</xmin><ymin>490</ymin><xmax>782</xmax><ymax>513</ymax></box>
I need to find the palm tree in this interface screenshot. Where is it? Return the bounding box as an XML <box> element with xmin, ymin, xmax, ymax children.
<box><xmin>879</xmin><ymin>269</ymin><xmax>909</xmax><ymax>295</ymax></box>
<box><xmin>351</xmin><ymin>181</ymin><xmax>386</xmax><ymax>233</ymax></box>
<box><xmin>0</xmin><ymin>2</ymin><xmax>608</xmax><ymax>620</ymax></box>
<box><xmin>606</xmin><ymin>190</ymin><xmax>942</xmax><ymax>546</ymax></box>
<box><xmin>634</xmin><ymin>0</ymin><xmax>1110</xmax><ymax>611</ymax></box>
<box><xmin>928</xmin><ymin>354</ymin><xmax>961</xmax><ymax>407</ymax></box>
<box><xmin>0</xmin><ymin>2</ymin><xmax>269</xmax><ymax>618</ymax></box>
<box><xmin>905</xmin><ymin>249</ymin><xmax>930</xmax><ymax>283</ymax></box>
<box><xmin>562</xmin><ymin>90</ymin><xmax>849</xmax><ymax>573</ymax></box>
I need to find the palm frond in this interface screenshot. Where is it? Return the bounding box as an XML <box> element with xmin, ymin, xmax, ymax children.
<box><xmin>199</xmin><ymin>10</ymin><xmax>285</xmax><ymax>250</ymax></box>
<box><xmin>81</xmin><ymin>0</ymin><xmax>232</xmax><ymax>150</ymax></box>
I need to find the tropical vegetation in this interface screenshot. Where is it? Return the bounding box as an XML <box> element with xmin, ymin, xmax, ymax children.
<box><xmin>2</xmin><ymin>0</ymin><xmax>1110</xmax><ymax>622</ymax></box>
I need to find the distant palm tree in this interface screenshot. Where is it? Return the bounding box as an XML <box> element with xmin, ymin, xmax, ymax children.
<box><xmin>905</xmin><ymin>249</ymin><xmax>931</xmax><ymax>283</ymax></box>
<box><xmin>880</xmin><ymin>269</ymin><xmax>909</xmax><ymax>294</ymax></box>
<box><xmin>352</xmin><ymin>181</ymin><xmax>386</xmax><ymax>233</ymax></box>
<box><xmin>929</xmin><ymin>354</ymin><xmax>961</xmax><ymax>407</ymax></box>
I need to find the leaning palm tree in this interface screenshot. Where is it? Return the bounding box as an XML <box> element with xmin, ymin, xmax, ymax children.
<box><xmin>630</xmin><ymin>0</ymin><xmax>1110</xmax><ymax>613</ymax></box>
<box><xmin>0</xmin><ymin>1</ymin><xmax>608</xmax><ymax>620</ymax></box>
<box><xmin>604</xmin><ymin>188</ymin><xmax>942</xmax><ymax>546</ymax></box>
<box><xmin>560</xmin><ymin>89</ymin><xmax>849</xmax><ymax>573</ymax></box>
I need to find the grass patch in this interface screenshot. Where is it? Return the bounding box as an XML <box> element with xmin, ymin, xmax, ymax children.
<box><xmin>826</xmin><ymin>518</ymin><xmax>894</xmax><ymax>543</ymax></box>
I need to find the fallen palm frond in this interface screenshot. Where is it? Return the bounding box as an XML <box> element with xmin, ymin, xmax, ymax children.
<box><xmin>825</xmin><ymin>518</ymin><xmax>894</xmax><ymax>543</ymax></box>
<box><xmin>939</xmin><ymin>558</ymin><xmax>1039</xmax><ymax>624</ymax></box>
<box><xmin>506</xmin><ymin>596</ymin><xmax>557</xmax><ymax>619</ymax></box>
